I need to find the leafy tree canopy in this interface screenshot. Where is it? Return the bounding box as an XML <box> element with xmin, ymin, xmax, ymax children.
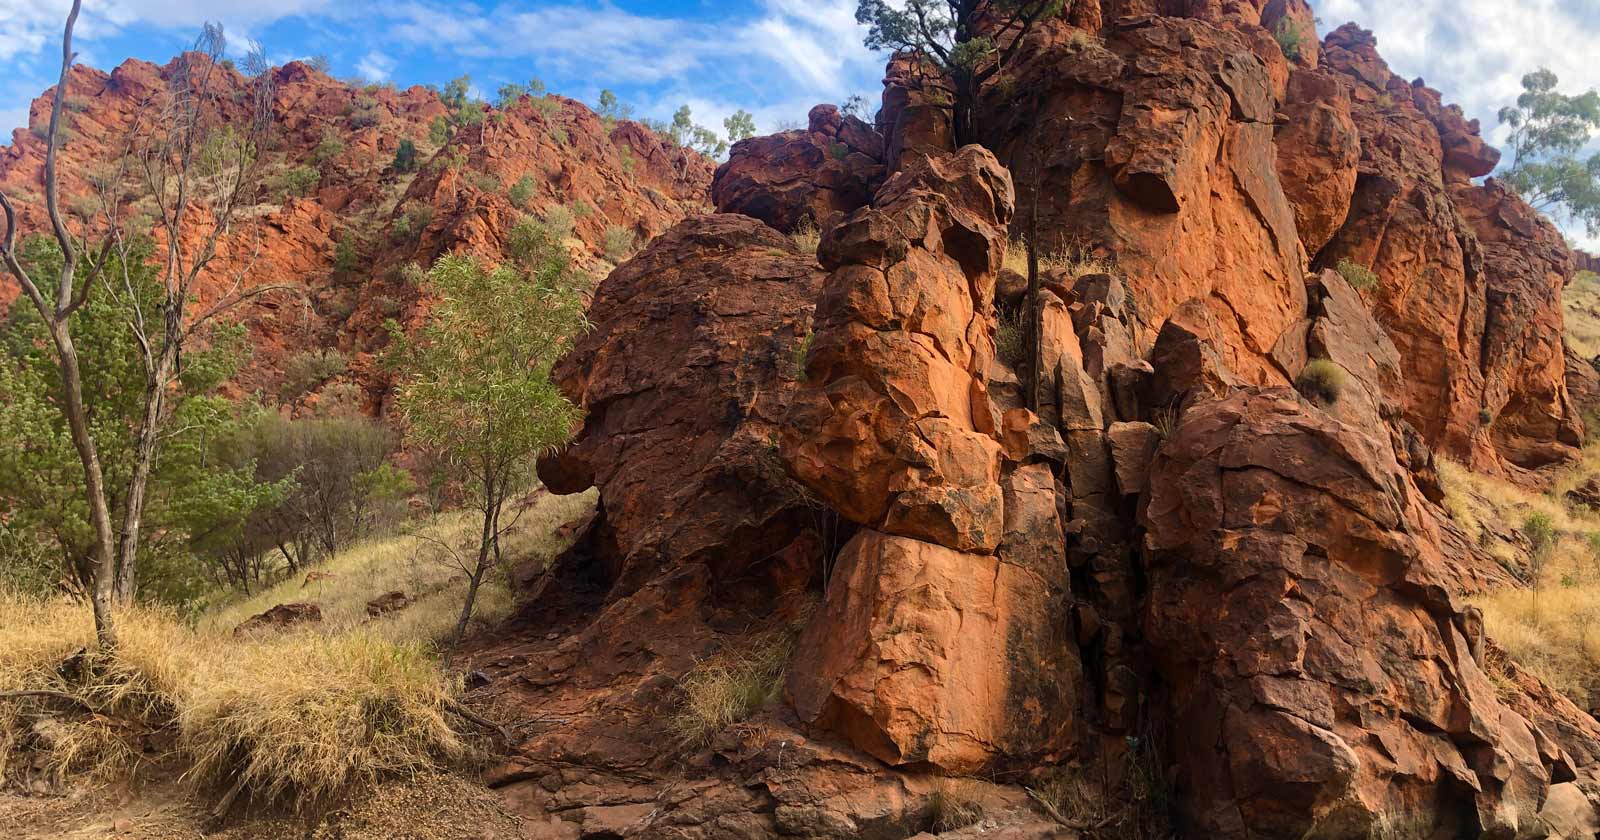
<box><xmin>1499</xmin><ymin>68</ymin><xmax>1600</xmax><ymax>236</ymax></box>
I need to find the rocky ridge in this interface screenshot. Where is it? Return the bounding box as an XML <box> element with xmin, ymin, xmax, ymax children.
<box><xmin>0</xmin><ymin>55</ymin><xmax>713</xmax><ymax>405</ymax></box>
<box><xmin>501</xmin><ymin>4</ymin><xmax>1600</xmax><ymax>839</ymax></box>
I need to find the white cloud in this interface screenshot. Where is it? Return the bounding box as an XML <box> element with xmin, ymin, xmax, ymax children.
<box><xmin>0</xmin><ymin>105</ymin><xmax>29</xmax><ymax>137</ymax></box>
<box><xmin>356</xmin><ymin>50</ymin><xmax>394</xmax><ymax>80</ymax></box>
<box><xmin>1311</xmin><ymin>0</ymin><xmax>1600</xmax><ymax>247</ymax></box>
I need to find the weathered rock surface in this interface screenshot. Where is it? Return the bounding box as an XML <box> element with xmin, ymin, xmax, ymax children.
<box><xmin>233</xmin><ymin>602</ymin><xmax>321</xmax><ymax>636</ymax></box>
<box><xmin>782</xmin><ymin>147</ymin><xmax>1011</xmax><ymax>553</ymax></box>
<box><xmin>1143</xmin><ymin>390</ymin><xmax>1571</xmax><ymax>837</ymax></box>
<box><xmin>712</xmin><ymin>104</ymin><xmax>887</xmax><ymax>233</ymax></box>
<box><xmin>537</xmin><ymin>213</ymin><xmax>825</xmax><ymax>596</ymax></box>
<box><xmin>1317</xmin><ymin>24</ymin><xmax>1580</xmax><ymax>483</ymax></box>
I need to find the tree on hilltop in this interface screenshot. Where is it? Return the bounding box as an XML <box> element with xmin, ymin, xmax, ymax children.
<box><xmin>855</xmin><ymin>0</ymin><xmax>1066</xmax><ymax>146</ymax></box>
<box><xmin>1499</xmin><ymin>68</ymin><xmax>1600</xmax><ymax>237</ymax></box>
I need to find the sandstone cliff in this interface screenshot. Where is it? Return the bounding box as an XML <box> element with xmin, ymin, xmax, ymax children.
<box><xmin>508</xmin><ymin>6</ymin><xmax>1600</xmax><ymax>839</ymax></box>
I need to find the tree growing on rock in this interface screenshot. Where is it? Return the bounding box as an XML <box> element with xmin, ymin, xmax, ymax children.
<box><xmin>0</xmin><ymin>2</ymin><xmax>285</xmax><ymax>644</ymax></box>
<box><xmin>386</xmin><ymin>218</ymin><xmax>588</xmax><ymax>658</ymax></box>
<box><xmin>1499</xmin><ymin>68</ymin><xmax>1600</xmax><ymax>236</ymax></box>
<box><xmin>855</xmin><ymin>0</ymin><xmax>1067</xmax><ymax>146</ymax></box>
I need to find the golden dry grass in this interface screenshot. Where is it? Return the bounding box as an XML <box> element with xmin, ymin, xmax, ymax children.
<box><xmin>0</xmin><ymin>488</ymin><xmax>597</xmax><ymax>808</ymax></box>
<box><xmin>1563</xmin><ymin>270</ymin><xmax>1600</xmax><ymax>361</ymax></box>
<box><xmin>1438</xmin><ymin>456</ymin><xmax>1600</xmax><ymax>709</ymax></box>
<box><xmin>670</xmin><ymin>626</ymin><xmax>797</xmax><ymax>749</ymax></box>
<box><xmin>1003</xmin><ymin>238</ymin><xmax>1116</xmax><ymax>279</ymax></box>
<box><xmin>789</xmin><ymin>219</ymin><xmax>821</xmax><ymax>256</ymax></box>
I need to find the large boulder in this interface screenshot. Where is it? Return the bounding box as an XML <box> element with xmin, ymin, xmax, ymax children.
<box><xmin>1142</xmin><ymin>390</ymin><xmax>1568</xmax><ymax>838</ymax></box>
<box><xmin>782</xmin><ymin>147</ymin><xmax>1012</xmax><ymax>552</ymax></box>
<box><xmin>712</xmin><ymin>104</ymin><xmax>887</xmax><ymax>234</ymax></box>
<box><xmin>537</xmin><ymin>214</ymin><xmax>825</xmax><ymax>596</ymax></box>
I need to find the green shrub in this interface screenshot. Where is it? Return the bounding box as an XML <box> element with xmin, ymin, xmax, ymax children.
<box><xmin>1335</xmin><ymin>257</ymin><xmax>1379</xmax><ymax>291</ymax></box>
<box><xmin>332</xmin><ymin>238</ymin><xmax>361</xmax><ymax>274</ymax></box>
<box><xmin>542</xmin><ymin>204</ymin><xmax>575</xmax><ymax>240</ymax></box>
<box><xmin>509</xmin><ymin>174</ymin><xmax>537</xmax><ymax>209</ymax></box>
<box><xmin>571</xmin><ymin>199</ymin><xmax>594</xmax><ymax>218</ymax></box>
<box><xmin>313</xmin><ymin>131</ymin><xmax>345</xmax><ymax>165</ymax></box>
<box><xmin>392</xmin><ymin>139</ymin><xmax>419</xmax><ymax>174</ymax></box>
<box><xmin>279</xmin><ymin>165</ymin><xmax>320</xmax><ymax>198</ymax></box>
<box><xmin>1273</xmin><ymin>19</ymin><xmax>1308</xmax><ymax>62</ymax></box>
<box><xmin>428</xmin><ymin>116</ymin><xmax>452</xmax><ymax>146</ymax></box>
<box><xmin>470</xmin><ymin>172</ymin><xmax>501</xmax><ymax>193</ymax></box>
<box><xmin>391</xmin><ymin>206</ymin><xmax>434</xmax><ymax>242</ymax></box>
<box><xmin>603</xmin><ymin>226</ymin><xmax>638</xmax><ymax>262</ymax></box>
<box><xmin>1296</xmin><ymin>359</ymin><xmax>1346</xmax><ymax>405</ymax></box>
<box><xmin>530</xmin><ymin>97</ymin><xmax>561</xmax><ymax>120</ymax></box>
<box><xmin>792</xmin><ymin>331</ymin><xmax>814</xmax><ymax>382</ymax></box>
<box><xmin>281</xmin><ymin>348</ymin><xmax>349</xmax><ymax>399</ymax></box>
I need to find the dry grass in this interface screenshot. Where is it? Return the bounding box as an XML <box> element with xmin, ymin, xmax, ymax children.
<box><xmin>995</xmin><ymin>305</ymin><xmax>1027</xmax><ymax>368</ymax></box>
<box><xmin>927</xmin><ymin>778</ymin><xmax>987</xmax><ymax>832</ymax></box>
<box><xmin>1564</xmin><ymin>270</ymin><xmax>1600</xmax><ymax>360</ymax></box>
<box><xmin>671</xmin><ymin>624</ymin><xmax>800</xmax><ymax>749</ymax></box>
<box><xmin>1003</xmin><ymin>238</ymin><xmax>1115</xmax><ymax>280</ymax></box>
<box><xmin>789</xmin><ymin>219</ymin><xmax>820</xmax><ymax>255</ymax></box>
<box><xmin>1437</xmin><ymin>454</ymin><xmax>1600</xmax><ymax>710</ymax></box>
<box><xmin>0</xmin><ymin>489</ymin><xmax>598</xmax><ymax>808</ymax></box>
<box><xmin>201</xmin><ymin>489</ymin><xmax>596</xmax><ymax>645</ymax></box>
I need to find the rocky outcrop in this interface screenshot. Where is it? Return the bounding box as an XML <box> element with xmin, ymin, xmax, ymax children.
<box><xmin>233</xmin><ymin>602</ymin><xmax>321</xmax><ymax>636</ymax></box>
<box><xmin>711</xmin><ymin>104</ymin><xmax>887</xmax><ymax>233</ymax></box>
<box><xmin>1317</xmin><ymin>24</ymin><xmax>1580</xmax><ymax>483</ymax></box>
<box><xmin>0</xmin><ymin>56</ymin><xmax>713</xmax><ymax>403</ymax></box>
<box><xmin>537</xmin><ymin>214</ymin><xmax>824</xmax><ymax>596</ymax></box>
<box><xmin>971</xmin><ymin>13</ymin><xmax>1581</xmax><ymax>485</ymax></box>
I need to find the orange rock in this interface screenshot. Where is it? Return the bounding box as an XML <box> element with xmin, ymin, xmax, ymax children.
<box><xmin>786</xmin><ymin>529</ymin><xmax>1077</xmax><ymax>773</ymax></box>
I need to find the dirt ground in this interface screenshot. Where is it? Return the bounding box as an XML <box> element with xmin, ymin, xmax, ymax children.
<box><xmin>0</xmin><ymin>769</ymin><xmax>530</xmax><ymax>840</ymax></box>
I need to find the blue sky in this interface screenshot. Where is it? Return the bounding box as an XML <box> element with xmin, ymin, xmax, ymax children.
<box><xmin>2</xmin><ymin>1</ymin><xmax>1598</xmax><ymax>242</ymax></box>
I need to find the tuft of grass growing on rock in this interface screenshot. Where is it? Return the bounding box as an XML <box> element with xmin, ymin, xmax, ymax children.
<box><xmin>1335</xmin><ymin>257</ymin><xmax>1380</xmax><ymax>291</ymax></box>
<box><xmin>995</xmin><ymin>305</ymin><xmax>1028</xmax><ymax>368</ymax></box>
<box><xmin>789</xmin><ymin>219</ymin><xmax>821</xmax><ymax>255</ymax></box>
<box><xmin>671</xmin><ymin>627</ymin><xmax>796</xmax><ymax>749</ymax></box>
<box><xmin>603</xmin><ymin>225</ymin><xmax>638</xmax><ymax>263</ymax></box>
<box><xmin>1003</xmin><ymin>238</ymin><xmax>1115</xmax><ymax>279</ymax></box>
<box><xmin>1295</xmin><ymin>359</ymin><xmax>1346</xmax><ymax>405</ymax></box>
<box><xmin>927</xmin><ymin>779</ymin><xmax>987</xmax><ymax>832</ymax></box>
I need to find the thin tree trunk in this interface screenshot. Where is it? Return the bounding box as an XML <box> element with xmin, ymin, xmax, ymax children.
<box><xmin>47</xmin><ymin>321</ymin><xmax>118</xmax><ymax>645</ymax></box>
<box><xmin>1026</xmin><ymin>147</ymin><xmax>1043</xmax><ymax>412</ymax></box>
<box><xmin>114</xmin><ymin>345</ymin><xmax>175</xmax><ymax>603</ymax></box>
<box><xmin>445</xmin><ymin>471</ymin><xmax>498</xmax><ymax>664</ymax></box>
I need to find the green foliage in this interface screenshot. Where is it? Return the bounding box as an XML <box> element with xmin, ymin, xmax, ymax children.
<box><xmin>603</xmin><ymin>225</ymin><xmax>638</xmax><ymax>262</ymax></box>
<box><xmin>428</xmin><ymin>116</ymin><xmax>452</xmax><ymax>146</ymax></box>
<box><xmin>496</xmin><ymin>83</ymin><xmax>529</xmax><ymax>109</ymax></box>
<box><xmin>440</xmin><ymin>75</ymin><xmax>472</xmax><ymax>112</ymax></box>
<box><xmin>1525</xmin><ymin>512</ymin><xmax>1558</xmax><ymax>557</ymax></box>
<box><xmin>306</xmin><ymin>55</ymin><xmax>332</xmax><ymax>74</ymax></box>
<box><xmin>392</xmin><ymin>138</ymin><xmax>419</xmax><ymax>174</ymax></box>
<box><xmin>0</xmin><ymin>237</ymin><xmax>272</xmax><ymax>604</ymax></box>
<box><xmin>530</xmin><ymin>97</ymin><xmax>562</xmax><ymax>120</ymax></box>
<box><xmin>509</xmin><ymin>174</ymin><xmax>537</xmax><ymax>209</ymax></box>
<box><xmin>854</xmin><ymin>0</ymin><xmax>1062</xmax><ymax>142</ymax></box>
<box><xmin>792</xmin><ymin>331</ymin><xmax>814</xmax><ymax>382</ymax></box>
<box><xmin>386</xmin><ymin>220</ymin><xmax>588</xmax><ymax>635</ymax></box>
<box><xmin>391</xmin><ymin>205</ymin><xmax>434</xmax><ymax>242</ymax></box>
<box><xmin>1499</xmin><ymin>69</ymin><xmax>1600</xmax><ymax>236</ymax></box>
<box><xmin>1272</xmin><ymin>18</ymin><xmax>1308</xmax><ymax>62</ymax></box>
<box><xmin>1296</xmin><ymin>359</ymin><xmax>1346</xmax><ymax>405</ymax></box>
<box><xmin>332</xmin><ymin>237</ymin><xmax>361</xmax><ymax>274</ymax></box>
<box><xmin>596</xmin><ymin>89</ymin><xmax>633</xmax><ymax>128</ymax></box>
<box><xmin>841</xmin><ymin>94</ymin><xmax>870</xmax><ymax>120</ymax></box>
<box><xmin>471</xmin><ymin>172</ymin><xmax>501</xmax><ymax>193</ymax></box>
<box><xmin>571</xmin><ymin>199</ymin><xmax>594</xmax><ymax>218</ymax></box>
<box><xmin>542</xmin><ymin>204</ymin><xmax>575</xmax><ymax>240</ymax></box>
<box><xmin>310</xmin><ymin>132</ymin><xmax>342</xmax><ymax>164</ymax></box>
<box><xmin>278</xmin><ymin>165</ymin><xmax>320</xmax><ymax>198</ymax></box>
<box><xmin>1335</xmin><ymin>257</ymin><xmax>1379</xmax><ymax>291</ymax></box>
<box><xmin>724</xmin><ymin>109</ymin><xmax>756</xmax><ymax>144</ymax></box>
<box><xmin>280</xmin><ymin>348</ymin><xmax>348</xmax><ymax>401</ymax></box>
<box><xmin>617</xmin><ymin>145</ymin><xmax>636</xmax><ymax>175</ymax></box>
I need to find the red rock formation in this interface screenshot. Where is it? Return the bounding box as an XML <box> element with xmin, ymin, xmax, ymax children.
<box><xmin>711</xmin><ymin>104</ymin><xmax>886</xmax><ymax>233</ymax></box>
<box><xmin>0</xmin><ymin>55</ymin><xmax>712</xmax><ymax>402</ymax></box>
<box><xmin>537</xmin><ymin>214</ymin><xmax>824</xmax><ymax>597</ymax></box>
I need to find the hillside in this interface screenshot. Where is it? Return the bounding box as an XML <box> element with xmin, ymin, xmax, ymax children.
<box><xmin>0</xmin><ymin>55</ymin><xmax>713</xmax><ymax>405</ymax></box>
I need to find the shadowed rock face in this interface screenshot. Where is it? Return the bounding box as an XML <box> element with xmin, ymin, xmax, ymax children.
<box><xmin>537</xmin><ymin>213</ymin><xmax>825</xmax><ymax>599</ymax></box>
<box><xmin>711</xmin><ymin>104</ymin><xmax>887</xmax><ymax>234</ymax></box>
